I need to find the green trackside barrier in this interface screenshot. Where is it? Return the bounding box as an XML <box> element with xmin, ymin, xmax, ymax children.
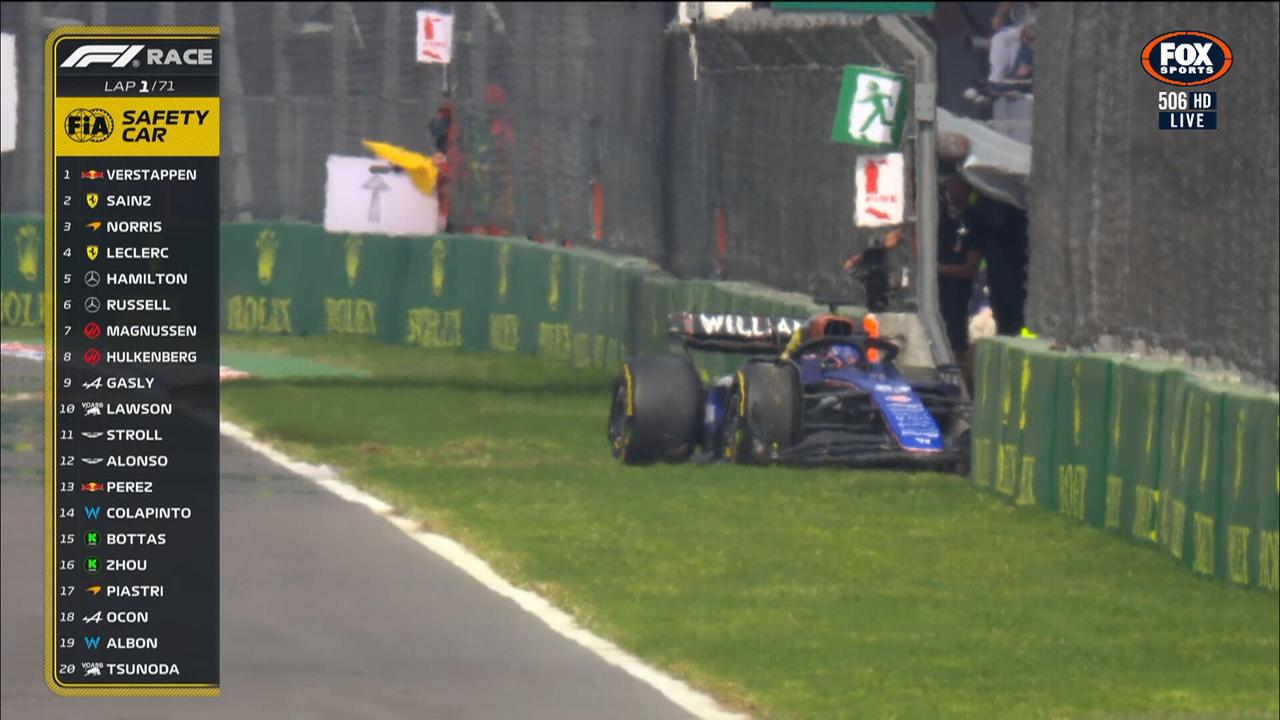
<box><xmin>222</xmin><ymin>222</ymin><xmax>331</xmax><ymax>337</ymax></box>
<box><xmin>400</xmin><ymin>234</ymin><xmax>474</xmax><ymax>352</ymax></box>
<box><xmin>986</xmin><ymin>338</ymin><xmax>1060</xmax><ymax>507</ymax></box>
<box><xmin>1156</xmin><ymin>370</ymin><xmax>1198</xmax><ymax>572</ymax></box>
<box><xmin>1105</xmin><ymin>359</ymin><xmax>1175</xmax><ymax>547</ymax></box>
<box><xmin>1181</xmin><ymin>377</ymin><xmax>1228</xmax><ymax>580</ymax></box>
<box><xmin>1019</xmin><ymin>342</ymin><xmax>1062</xmax><ymax>510</ymax></box>
<box><xmin>1219</xmin><ymin>389</ymin><xmax>1280</xmax><ymax>591</ymax></box>
<box><xmin>1052</xmin><ymin>354</ymin><xmax>1114</xmax><ymax>526</ymax></box>
<box><xmin>973</xmin><ymin>335</ymin><xmax>1279</xmax><ymax>592</ymax></box>
<box><xmin>0</xmin><ymin>215</ymin><xmax>44</xmax><ymax>329</ymax></box>
<box><xmin>970</xmin><ymin>339</ymin><xmax>1003</xmax><ymax>490</ymax></box>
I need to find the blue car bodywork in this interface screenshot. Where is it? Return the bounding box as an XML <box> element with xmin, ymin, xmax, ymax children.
<box><xmin>678</xmin><ymin>312</ymin><xmax>968</xmax><ymax>468</ymax></box>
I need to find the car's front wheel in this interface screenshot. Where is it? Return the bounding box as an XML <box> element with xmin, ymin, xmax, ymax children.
<box><xmin>721</xmin><ymin>361</ymin><xmax>801</xmax><ymax>464</ymax></box>
<box><xmin>608</xmin><ymin>355</ymin><xmax>703</xmax><ymax>464</ymax></box>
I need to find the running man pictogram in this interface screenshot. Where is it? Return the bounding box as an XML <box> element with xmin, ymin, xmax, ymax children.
<box><xmin>856</xmin><ymin>80</ymin><xmax>895</xmax><ymax>138</ymax></box>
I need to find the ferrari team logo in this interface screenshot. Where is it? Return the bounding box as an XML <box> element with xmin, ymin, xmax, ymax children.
<box><xmin>86</xmin><ymin>245</ymin><xmax>99</xmax><ymax>261</ymax></box>
<box><xmin>86</xmin><ymin>193</ymin><xmax>99</xmax><ymax>208</ymax></box>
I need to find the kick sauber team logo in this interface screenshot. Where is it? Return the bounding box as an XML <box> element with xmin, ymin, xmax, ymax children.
<box><xmin>1141</xmin><ymin>31</ymin><xmax>1232</xmax><ymax>86</ymax></box>
<box><xmin>65</xmin><ymin>108</ymin><xmax>114</xmax><ymax>142</ymax></box>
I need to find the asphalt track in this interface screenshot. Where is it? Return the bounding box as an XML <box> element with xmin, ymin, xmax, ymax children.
<box><xmin>1</xmin><ymin>355</ymin><xmax>697</xmax><ymax>720</ymax></box>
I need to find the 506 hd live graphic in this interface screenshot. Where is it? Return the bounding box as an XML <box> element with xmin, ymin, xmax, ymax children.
<box><xmin>1142</xmin><ymin>30</ymin><xmax>1232</xmax><ymax>130</ymax></box>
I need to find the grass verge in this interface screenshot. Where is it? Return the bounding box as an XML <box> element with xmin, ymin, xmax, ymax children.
<box><xmin>221</xmin><ymin>333</ymin><xmax>1279</xmax><ymax>720</ymax></box>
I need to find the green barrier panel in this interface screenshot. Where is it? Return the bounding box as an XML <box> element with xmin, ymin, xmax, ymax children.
<box><xmin>993</xmin><ymin>339</ymin><xmax>1020</xmax><ymax>492</ymax></box>
<box><xmin>1253</xmin><ymin>400</ymin><xmax>1279</xmax><ymax>591</ymax></box>
<box><xmin>992</xmin><ymin>338</ymin><xmax>1026</xmax><ymax>500</ymax></box>
<box><xmin>510</xmin><ymin>242</ymin><xmax>561</xmax><ymax>359</ymax></box>
<box><xmin>458</xmin><ymin>236</ymin><xmax>500</xmax><ymax>352</ymax></box>
<box><xmin>398</xmin><ymin>234</ymin><xmax>468</xmax><ymax>351</ymax></box>
<box><xmin>222</xmin><ymin>222</ymin><xmax>330</xmax><ymax>337</ymax></box>
<box><xmin>1156</xmin><ymin>371</ymin><xmax>1195</xmax><ymax>569</ymax></box>
<box><xmin>332</xmin><ymin>233</ymin><xmax>416</xmax><ymax>345</ymax></box>
<box><xmin>1052</xmin><ymin>355</ymin><xmax>1114</xmax><ymax>526</ymax></box>
<box><xmin>485</xmin><ymin>237</ymin><xmax>523</xmax><ymax>354</ymax></box>
<box><xmin>1105</xmin><ymin>360</ymin><xmax>1172</xmax><ymax>546</ymax></box>
<box><xmin>1220</xmin><ymin>389</ymin><xmax>1280</xmax><ymax>590</ymax></box>
<box><xmin>1019</xmin><ymin>342</ymin><xmax>1062</xmax><ymax>510</ymax></box>
<box><xmin>971</xmin><ymin>339</ymin><xmax>1004</xmax><ymax>490</ymax></box>
<box><xmin>0</xmin><ymin>215</ymin><xmax>43</xmax><ymax>329</ymax></box>
<box><xmin>988</xmin><ymin>339</ymin><xmax>1058</xmax><ymax>507</ymax></box>
<box><xmin>1179</xmin><ymin>378</ymin><xmax>1227</xmax><ymax>579</ymax></box>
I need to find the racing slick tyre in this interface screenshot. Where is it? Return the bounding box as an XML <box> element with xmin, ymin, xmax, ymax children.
<box><xmin>608</xmin><ymin>355</ymin><xmax>703</xmax><ymax>464</ymax></box>
<box><xmin>722</xmin><ymin>362</ymin><xmax>801</xmax><ymax>465</ymax></box>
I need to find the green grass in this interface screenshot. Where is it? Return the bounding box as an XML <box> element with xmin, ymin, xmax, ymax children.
<box><xmin>220</xmin><ymin>334</ymin><xmax>1280</xmax><ymax>720</ymax></box>
<box><xmin>0</xmin><ymin>325</ymin><xmax>43</xmax><ymax>342</ymax></box>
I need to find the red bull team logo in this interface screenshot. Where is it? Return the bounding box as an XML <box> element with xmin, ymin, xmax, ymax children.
<box><xmin>1141</xmin><ymin>31</ymin><xmax>1232</xmax><ymax>86</ymax></box>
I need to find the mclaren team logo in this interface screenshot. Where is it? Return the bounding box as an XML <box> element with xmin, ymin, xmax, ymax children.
<box><xmin>65</xmin><ymin>108</ymin><xmax>114</xmax><ymax>142</ymax></box>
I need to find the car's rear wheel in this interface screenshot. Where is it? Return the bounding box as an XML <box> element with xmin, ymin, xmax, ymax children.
<box><xmin>608</xmin><ymin>355</ymin><xmax>703</xmax><ymax>464</ymax></box>
<box><xmin>722</xmin><ymin>362</ymin><xmax>801</xmax><ymax>464</ymax></box>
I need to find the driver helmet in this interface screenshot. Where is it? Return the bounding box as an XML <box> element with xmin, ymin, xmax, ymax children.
<box><xmin>823</xmin><ymin>344</ymin><xmax>860</xmax><ymax>369</ymax></box>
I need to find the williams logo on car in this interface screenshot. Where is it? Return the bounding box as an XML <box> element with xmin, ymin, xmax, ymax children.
<box><xmin>1140</xmin><ymin>31</ymin><xmax>1232</xmax><ymax>86</ymax></box>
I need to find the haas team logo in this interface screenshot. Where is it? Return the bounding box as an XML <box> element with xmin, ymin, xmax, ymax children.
<box><xmin>1141</xmin><ymin>31</ymin><xmax>1232</xmax><ymax>86</ymax></box>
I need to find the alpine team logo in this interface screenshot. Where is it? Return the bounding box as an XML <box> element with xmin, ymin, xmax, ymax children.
<box><xmin>1141</xmin><ymin>31</ymin><xmax>1232</xmax><ymax>86</ymax></box>
<box><xmin>61</xmin><ymin>44</ymin><xmax>145</xmax><ymax>68</ymax></box>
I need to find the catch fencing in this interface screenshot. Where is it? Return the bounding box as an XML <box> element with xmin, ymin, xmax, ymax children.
<box><xmin>448</xmin><ymin>6</ymin><xmax>926</xmax><ymax>304</ymax></box>
<box><xmin>0</xmin><ymin>1</ymin><xmax>448</xmax><ymax>222</ymax></box>
<box><xmin>1027</xmin><ymin>2</ymin><xmax>1280</xmax><ymax>386</ymax></box>
<box><xmin>3</xmin><ymin>3</ymin><xmax>931</xmax><ymax>314</ymax></box>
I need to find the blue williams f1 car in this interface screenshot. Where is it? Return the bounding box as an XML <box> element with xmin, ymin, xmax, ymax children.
<box><xmin>608</xmin><ymin>311</ymin><xmax>970</xmax><ymax>469</ymax></box>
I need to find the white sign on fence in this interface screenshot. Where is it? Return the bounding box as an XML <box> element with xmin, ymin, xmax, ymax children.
<box><xmin>324</xmin><ymin>154</ymin><xmax>440</xmax><ymax>236</ymax></box>
<box><xmin>1</xmin><ymin>33</ymin><xmax>16</xmax><ymax>153</ymax></box>
<box><xmin>415</xmin><ymin>10</ymin><xmax>454</xmax><ymax>64</ymax></box>
<box><xmin>854</xmin><ymin>152</ymin><xmax>905</xmax><ymax>228</ymax></box>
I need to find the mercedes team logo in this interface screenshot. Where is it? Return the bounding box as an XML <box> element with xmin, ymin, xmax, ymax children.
<box><xmin>84</xmin><ymin>270</ymin><xmax>100</xmax><ymax>287</ymax></box>
<box><xmin>84</xmin><ymin>296</ymin><xmax>100</xmax><ymax>313</ymax></box>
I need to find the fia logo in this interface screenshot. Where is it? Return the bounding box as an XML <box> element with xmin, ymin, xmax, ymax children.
<box><xmin>65</xmin><ymin>109</ymin><xmax>114</xmax><ymax>142</ymax></box>
<box><xmin>1141</xmin><ymin>31</ymin><xmax>1232</xmax><ymax>86</ymax></box>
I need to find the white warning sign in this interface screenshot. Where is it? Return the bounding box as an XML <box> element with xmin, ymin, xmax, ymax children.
<box><xmin>854</xmin><ymin>152</ymin><xmax>904</xmax><ymax>228</ymax></box>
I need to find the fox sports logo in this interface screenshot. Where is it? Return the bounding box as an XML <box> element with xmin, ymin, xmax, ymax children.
<box><xmin>1141</xmin><ymin>31</ymin><xmax>1232</xmax><ymax>86</ymax></box>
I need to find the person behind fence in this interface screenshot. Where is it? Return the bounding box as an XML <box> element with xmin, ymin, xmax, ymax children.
<box><xmin>988</xmin><ymin>2</ymin><xmax>1037</xmax><ymax>85</ymax></box>
<box><xmin>985</xmin><ymin>19</ymin><xmax>1035</xmax><ymax>88</ymax></box>
<box><xmin>936</xmin><ymin>169</ymin><xmax>985</xmax><ymax>360</ymax></box>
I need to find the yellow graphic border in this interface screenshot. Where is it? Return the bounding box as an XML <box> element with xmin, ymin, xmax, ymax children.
<box><xmin>44</xmin><ymin>25</ymin><xmax>220</xmax><ymax>698</ymax></box>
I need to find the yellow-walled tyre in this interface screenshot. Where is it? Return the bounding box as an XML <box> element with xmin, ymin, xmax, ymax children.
<box><xmin>721</xmin><ymin>362</ymin><xmax>801</xmax><ymax>465</ymax></box>
<box><xmin>608</xmin><ymin>355</ymin><xmax>703</xmax><ymax>464</ymax></box>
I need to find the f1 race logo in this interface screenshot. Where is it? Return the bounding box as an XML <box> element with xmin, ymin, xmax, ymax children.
<box><xmin>61</xmin><ymin>44</ymin><xmax>145</xmax><ymax>69</ymax></box>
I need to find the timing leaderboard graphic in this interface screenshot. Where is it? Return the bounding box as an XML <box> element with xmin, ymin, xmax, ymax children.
<box><xmin>44</xmin><ymin>27</ymin><xmax>220</xmax><ymax>696</ymax></box>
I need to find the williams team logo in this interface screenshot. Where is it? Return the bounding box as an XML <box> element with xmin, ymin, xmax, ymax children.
<box><xmin>1141</xmin><ymin>31</ymin><xmax>1232</xmax><ymax>86</ymax></box>
<box><xmin>65</xmin><ymin>108</ymin><xmax>114</xmax><ymax>142</ymax></box>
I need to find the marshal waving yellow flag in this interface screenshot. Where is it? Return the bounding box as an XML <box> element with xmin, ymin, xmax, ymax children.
<box><xmin>361</xmin><ymin>140</ymin><xmax>439</xmax><ymax>195</ymax></box>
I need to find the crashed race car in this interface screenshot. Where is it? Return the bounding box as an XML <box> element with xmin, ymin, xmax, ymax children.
<box><xmin>607</xmin><ymin>311</ymin><xmax>970</xmax><ymax>469</ymax></box>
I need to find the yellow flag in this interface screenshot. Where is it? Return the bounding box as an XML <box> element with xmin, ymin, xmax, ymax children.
<box><xmin>361</xmin><ymin>140</ymin><xmax>439</xmax><ymax>195</ymax></box>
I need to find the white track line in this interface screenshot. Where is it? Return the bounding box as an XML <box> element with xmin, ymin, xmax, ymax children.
<box><xmin>219</xmin><ymin>420</ymin><xmax>750</xmax><ymax>720</ymax></box>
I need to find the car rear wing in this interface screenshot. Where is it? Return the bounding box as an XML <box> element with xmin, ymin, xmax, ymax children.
<box><xmin>668</xmin><ymin>312</ymin><xmax>806</xmax><ymax>354</ymax></box>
